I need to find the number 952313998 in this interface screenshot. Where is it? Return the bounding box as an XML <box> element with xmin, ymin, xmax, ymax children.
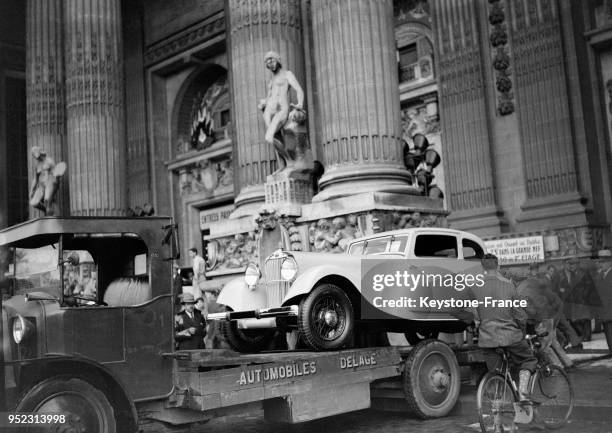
<box><xmin>2</xmin><ymin>413</ymin><xmax>67</xmax><ymax>427</ymax></box>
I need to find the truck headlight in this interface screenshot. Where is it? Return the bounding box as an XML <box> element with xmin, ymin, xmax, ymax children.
<box><xmin>244</xmin><ymin>263</ymin><xmax>260</xmax><ymax>288</ymax></box>
<box><xmin>280</xmin><ymin>257</ymin><xmax>298</xmax><ymax>281</ymax></box>
<box><xmin>12</xmin><ymin>315</ymin><xmax>32</xmax><ymax>344</ymax></box>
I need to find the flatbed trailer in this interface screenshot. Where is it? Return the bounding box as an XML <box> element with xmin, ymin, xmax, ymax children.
<box><xmin>0</xmin><ymin>217</ymin><xmax>487</xmax><ymax>433</ymax></box>
<box><xmin>136</xmin><ymin>341</ymin><xmax>485</xmax><ymax>430</ymax></box>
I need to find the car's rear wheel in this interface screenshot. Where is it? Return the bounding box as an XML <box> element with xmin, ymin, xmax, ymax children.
<box><xmin>298</xmin><ymin>283</ymin><xmax>354</xmax><ymax>350</ymax></box>
<box><xmin>219</xmin><ymin>309</ymin><xmax>275</xmax><ymax>353</ymax></box>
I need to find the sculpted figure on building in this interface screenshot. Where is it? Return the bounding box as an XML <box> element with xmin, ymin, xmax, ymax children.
<box><xmin>258</xmin><ymin>51</ymin><xmax>312</xmax><ymax>175</ymax></box>
<box><xmin>29</xmin><ymin>146</ymin><xmax>66</xmax><ymax>216</ymax></box>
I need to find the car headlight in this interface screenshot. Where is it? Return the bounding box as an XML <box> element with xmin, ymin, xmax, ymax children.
<box><xmin>244</xmin><ymin>263</ymin><xmax>260</xmax><ymax>287</ymax></box>
<box><xmin>12</xmin><ymin>315</ymin><xmax>31</xmax><ymax>344</ymax></box>
<box><xmin>280</xmin><ymin>257</ymin><xmax>298</xmax><ymax>281</ymax></box>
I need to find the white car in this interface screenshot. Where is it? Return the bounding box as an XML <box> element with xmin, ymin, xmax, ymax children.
<box><xmin>210</xmin><ymin>228</ymin><xmax>486</xmax><ymax>352</ymax></box>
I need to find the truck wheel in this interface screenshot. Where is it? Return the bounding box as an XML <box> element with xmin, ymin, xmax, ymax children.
<box><xmin>298</xmin><ymin>283</ymin><xmax>354</xmax><ymax>350</ymax></box>
<box><xmin>402</xmin><ymin>339</ymin><xmax>461</xmax><ymax>418</ymax></box>
<box><xmin>404</xmin><ymin>329</ymin><xmax>439</xmax><ymax>346</ymax></box>
<box><xmin>220</xmin><ymin>312</ymin><xmax>275</xmax><ymax>353</ymax></box>
<box><xmin>16</xmin><ymin>377</ymin><xmax>116</xmax><ymax>433</ymax></box>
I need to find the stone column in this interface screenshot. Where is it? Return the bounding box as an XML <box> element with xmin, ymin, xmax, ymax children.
<box><xmin>310</xmin><ymin>0</ymin><xmax>414</xmax><ymax>202</ymax></box>
<box><xmin>123</xmin><ymin>0</ymin><xmax>150</xmax><ymax>210</ymax></box>
<box><xmin>227</xmin><ymin>0</ymin><xmax>305</xmax><ymax>217</ymax></box>
<box><xmin>26</xmin><ymin>0</ymin><xmax>68</xmax><ymax>217</ymax></box>
<box><xmin>64</xmin><ymin>0</ymin><xmax>126</xmax><ymax>216</ymax></box>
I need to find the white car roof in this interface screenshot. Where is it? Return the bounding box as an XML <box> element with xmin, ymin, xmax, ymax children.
<box><xmin>349</xmin><ymin>227</ymin><xmax>483</xmax><ymax>245</ymax></box>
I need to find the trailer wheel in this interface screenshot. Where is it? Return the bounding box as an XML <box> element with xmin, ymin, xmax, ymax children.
<box><xmin>402</xmin><ymin>339</ymin><xmax>461</xmax><ymax>418</ymax></box>
<box><xmin>16</xmin><ymin>376</ymin><xmax>116</xmax><ymax>432</ymax></box>
<box><xmin>220</xmin><ymin>310</ymin><xmax>275</xmax><ymax>353</ymax></box>
<box><xmin>298</xmin><ymin>283</ymin><xmax>354</xmax><ymax>350</ymax></box>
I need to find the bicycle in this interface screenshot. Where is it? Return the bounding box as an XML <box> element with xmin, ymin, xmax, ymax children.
<box><xmin>476</xmin><ymin>333</ymin><xmax>574</xmax><ymax>432</ymax></box>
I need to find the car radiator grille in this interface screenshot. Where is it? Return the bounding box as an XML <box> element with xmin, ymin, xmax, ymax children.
<box><xmin>264</xmin><ymin>256</ymin><xmax>290</xmax><ymax>308</ymax></box>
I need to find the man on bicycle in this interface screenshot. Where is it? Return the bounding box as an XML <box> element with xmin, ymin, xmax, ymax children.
<box><xmin>463</xmin><ymin>254</ymin><xmax>537</xmax><ymax>404</ymax></box>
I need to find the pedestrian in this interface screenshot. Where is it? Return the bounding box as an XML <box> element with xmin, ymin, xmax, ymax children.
<box><xmin>518</xmin><ymin>264</ymin><xmax>574</xmax><ymax>370</ymax></box>
<box><xmin>189</xmin><ymin>247</ymin><xmax>206</xmax><ymax>300</ymax></box>
<box><xmin>558</xmin><ymin>258</ymin><xmax>598</xmax><ymax>342</ymax></box>
<box><xmin>594</xmin><ymin>249</ymin><xmax>612</xmax><ymax>354</ymax></box>
<box><xmin>458</xmin><ymin>254</ymin><xmax>536</xmax><ymax>404</ymax></box>
<box><xmin>544</xmin><ymin>264</ymin><xmax>583</xmax><ymax>349</ymax></box>
<box><xmin>173</xmin><ymin>264</ymin><xmax>183</xmax><ymax>311</ymax></box>
<box><xmin>175</xmin><ymin>293</ymin><xmax>206</xmax><ymax>350</ymax></box>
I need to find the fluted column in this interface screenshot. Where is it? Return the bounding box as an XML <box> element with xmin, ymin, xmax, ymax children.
<box><xmin>64</xmin><ymin>0</ymin><xmax>126</xmax><ymax>216</ymax></box>
<box><xmin>228</xmin><ymin>0</ymin><xmax>305</xmax><ymax>217</ymax></box>
<box><xmin>26</xmin><ymin>0</ymin><xmax>68</xmax><ymax>217</ymax></box>
<box><xmin>123</xmin><ymin>0</ymin><xmax>150</xmax><ymax>209</ymax></box>
<box><xmin>310</xmin><ymin>0</ymin><xmax>414</xmax><ymax>202</ymax></box>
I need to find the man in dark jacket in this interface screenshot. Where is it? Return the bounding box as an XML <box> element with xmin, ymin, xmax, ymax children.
<box><xmin>517</xmin><ymin>266</ymin><xmax>574</xmax><ymax>369</ymax></box>
<box><xmin>175</xmin><ymin>293</ymin><xmax>206</xmax><ymax>350</ymax></box>
<box><xmin>173</xmin><ymin>264</ymin><xmax>184</xmax><ymax>311</ymax></box>
<box><xmin>558</xmin><ymin>258</ymin><xmax>598</xmax><ymax>341</ymax></box>
<box><xmin>594</xmin><ymin>249</ymin><xmax>612</xmax><ymax>354</ymax></box>
<box><xmin>461</xmin><ymin>254</ymin><xmax>536</xmax><ymax>404</ymax></box>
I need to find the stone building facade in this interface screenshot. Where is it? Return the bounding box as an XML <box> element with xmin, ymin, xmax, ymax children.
<box><xmin>1</xmin><ymin>0</ymin><xmax>612</xmax><ymax>285</ymax></box>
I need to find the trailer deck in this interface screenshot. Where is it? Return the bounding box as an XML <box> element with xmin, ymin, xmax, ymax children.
<box><xmin>146</xmin><ymin>343</ymin><xmax>486</xmax><ymax>426</ymax></box>
<box><xmin>165</xmin><ymin>346</ymin><xmax>402</xmax><ymax>422</ymax></box>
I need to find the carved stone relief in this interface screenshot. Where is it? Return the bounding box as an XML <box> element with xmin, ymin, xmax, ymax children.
<box><xmin>179</xmin><ymin>155</ymin><xmax>233</xmax><ymax>196</ymax></box>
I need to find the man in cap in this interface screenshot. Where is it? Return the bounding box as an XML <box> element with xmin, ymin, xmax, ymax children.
<box><xmin>175</xmin><ymin>293</ymin><xmax>206</xmax><ymax>350</ymax></box>
<box><xmin>459</xmin><ymin>254</ymin><xmax>536</xmax><ymax>405</ymax></box>
<box><xmin>594</xmin><ymin>249</ymin><xmax>612</xmax><ymax>353</ymax></box>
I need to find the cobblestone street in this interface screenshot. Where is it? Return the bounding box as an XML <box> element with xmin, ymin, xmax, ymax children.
<box><xmin>199</xmin><ymin>409</ymin><xmax>612</xmax><ymax>433</ymax></box>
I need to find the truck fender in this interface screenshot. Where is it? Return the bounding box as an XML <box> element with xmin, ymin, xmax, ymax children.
<box><xmin>282</xmin><ymin>265</ymin><xmax>361</xmax><ymax>305</ymax></box>
<box><xmin>216</xmin><ymin>275</ymin><xmax>267</xmax><ymax>312</ymax></box>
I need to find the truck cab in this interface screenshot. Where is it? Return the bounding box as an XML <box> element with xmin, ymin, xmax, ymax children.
<box><xmin>0</xmin><ymin>217</ymin><xmax>178</xmax><ymax>432</ymax></box>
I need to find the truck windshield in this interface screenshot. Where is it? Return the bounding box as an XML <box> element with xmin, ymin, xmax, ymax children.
<box><xmin>13</xmin><ymin>244</ymin><xmax>60</xmax><ymax>297</ymax></box>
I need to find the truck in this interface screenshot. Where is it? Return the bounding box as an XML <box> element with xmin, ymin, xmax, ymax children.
<box><xmin>0</xmin><ymin>217</ymin><xmax>484</xmax><ymax>432</ymax></box>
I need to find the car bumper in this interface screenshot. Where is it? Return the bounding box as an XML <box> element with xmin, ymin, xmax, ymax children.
<box><xmin>207</xmin><ymin>305</ymin><xmax>299</xmax><ymax>322</ymax></box>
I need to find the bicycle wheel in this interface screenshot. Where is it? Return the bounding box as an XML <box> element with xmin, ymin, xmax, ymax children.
<box><xmin>530</xmin><ymin>364</ymin><xmax>573</xmax><ymax>429</ymax></box>
<box><xmin>477</xmin><ymin>372</ymin><xmax>517</xmax><ymax>433</ymax></box>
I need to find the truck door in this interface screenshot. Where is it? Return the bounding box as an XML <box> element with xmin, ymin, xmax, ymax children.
<box><xmin>60</xmin><ymin>235</ymin><xmax>173</xmax><ymax>400</ymax></box>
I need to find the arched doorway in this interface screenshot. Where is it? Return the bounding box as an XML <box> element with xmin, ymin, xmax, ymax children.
<box><xmin>167</xmin><ymin>64</ymin><xmax>234</xmax><ymax>264</ymax></box>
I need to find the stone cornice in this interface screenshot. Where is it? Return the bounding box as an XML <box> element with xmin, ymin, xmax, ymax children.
<box><xmin>144</xmin><ymin>12</ymin><xmax>225</xmax><ymax>67</ymax></box>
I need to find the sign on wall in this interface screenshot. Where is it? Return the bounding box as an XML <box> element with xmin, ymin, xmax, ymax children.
<box><xmin>199</xmin><ymin>204</ymin><xmax>233</xmax><ymax>230</ymax></box>
<box><xmin>484</xmin><ymin>236</ymin><xmax>545</xmax><ymax>265</ymax></box>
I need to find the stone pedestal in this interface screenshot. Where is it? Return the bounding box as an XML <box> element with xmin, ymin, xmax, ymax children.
<box><xmin>26</xmin><ymin>0</ymin><xmax>68</xmax><ymax>217</ymax></box>
<box><xmin>310</xmin><ymin>0</ymin><xmax>415</xmax><ymax>202</ymax></box>
<box><xmin>64</xmin><ymin>0</ymin><xmax>126</xmax><ymax>216</ymax></box>
<box><xmin>265</xmin><ymin>171</ymin><xmax>313</xmax><ymax>216</ymax></box>
<box><xmin>227</xmin><ymin>0</ymin><xmax>306</xmax><ymax>218</ymax></box>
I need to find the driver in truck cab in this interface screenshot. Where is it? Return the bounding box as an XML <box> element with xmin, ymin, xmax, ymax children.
<box><xmin>458</xmin><ymin>254</ymin><xmax>537</xmax><ymax>404</ymax></box>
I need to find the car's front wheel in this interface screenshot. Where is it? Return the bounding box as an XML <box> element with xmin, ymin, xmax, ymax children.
<box><xmin>219</xmin><ymin>309</ymin><xmax>275</xmax><ymax>353</ymax></box>
<box><xmin>298</xmin><ymin>283</ymin><xmax>354</xmax><ymax>350</ymax></box>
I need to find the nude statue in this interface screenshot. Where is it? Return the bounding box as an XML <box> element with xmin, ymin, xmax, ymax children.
<box><xmin>29</xmin><ymin>147</ymin><xmax>65</xmax><ymax>215</ymax></box>
<box><xmin>258</xmin><ymin>51</ymin><xmax>306</xmax><ymax>174</ymax></box>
